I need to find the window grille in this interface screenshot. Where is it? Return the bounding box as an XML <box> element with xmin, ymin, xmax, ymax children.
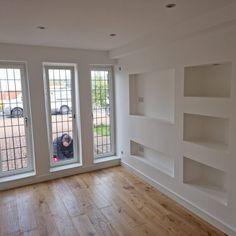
<box><xmin>48</xmin><ymin>69</ymin><xmax>73</xmax><ymax>140</ymax></box>
<box><xmin>91</xmin><ymin>68</ymin><xmax>115</xmax><ymax>158</ymax></box>
<box><xmin>0</xmin><ymin>65</ymin><xmax>32</xmax><ymax>175</ymax></box>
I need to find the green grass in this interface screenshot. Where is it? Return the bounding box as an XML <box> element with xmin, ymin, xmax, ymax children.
<box><xmin>94</xmin><ymin>124</ymin><xmax>110</xmax><ymax>136</ymax></box>
<box><xmin>0</xmin><ymin>100</ymin><xmax>3</xmax><ymax>111</ymax></box>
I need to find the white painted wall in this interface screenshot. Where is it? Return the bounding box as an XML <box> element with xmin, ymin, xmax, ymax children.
<box><xmin>115</xmin><ymin>24</ymin><xmax>236</xmax><ymax>235</ymax></box>
<box><xmin>0</xmin><ymin>43</ymin><xmax>120</xmax><ymax>190</ymax></box>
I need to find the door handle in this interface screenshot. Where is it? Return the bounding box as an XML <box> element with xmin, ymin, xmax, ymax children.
<box><xmin>24</xmin><ymin>117</ymin><xmax>28</xmax><ymax>126</ymax></box>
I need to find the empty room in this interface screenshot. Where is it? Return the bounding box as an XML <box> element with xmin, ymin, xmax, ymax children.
<box><xmin>0</xmin><ymin>0</ymin><xmax>236</xmax><ymax>235</ymax></box>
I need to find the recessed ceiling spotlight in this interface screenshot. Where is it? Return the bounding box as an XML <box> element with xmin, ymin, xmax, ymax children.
<box><xmin>37</xmin><ymin>26</ymin><xmax>46</xmax><ymax>30</ymax></box>
<box><xmin>165</xmin><ymin>3</ymin><xmax>176</xmax><ymax>8</ymax></box>
<box><xmin>109</xmin><ymin>33</ymin><xmax>117</xmax><ymax>37</ymax></box>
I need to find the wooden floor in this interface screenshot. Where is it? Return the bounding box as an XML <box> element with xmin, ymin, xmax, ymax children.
<box><xmin>0</xmin><ymin>166</ymin><xmax>226</xmax><ymax>236</ymax></box>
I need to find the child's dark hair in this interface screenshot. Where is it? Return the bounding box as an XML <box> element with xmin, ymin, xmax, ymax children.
<box><xmin>62</xmin><ymin>134</ymin><xmax>72</xmax><ymax>143</ymax></box>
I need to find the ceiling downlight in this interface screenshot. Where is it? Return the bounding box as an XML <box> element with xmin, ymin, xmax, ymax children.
<box><xmin>165</xmin><ymin>3</ymin><xmax>176</xmax><ymax>8</ymax></box>
<box><xmin>37</xmin><ymin>26</ymin><xmax>46</xmax><ymax>30</ymax></box>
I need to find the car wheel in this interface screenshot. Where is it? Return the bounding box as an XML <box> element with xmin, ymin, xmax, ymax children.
<box><xmin>11</xmin><ymin>107</ymin><xmax>23</xmax><ymax>118</ymax></box>
<box><xmin>60</xmin><ymin>105</ymin><xmax>70</xmax><ymax>114</ymax></box>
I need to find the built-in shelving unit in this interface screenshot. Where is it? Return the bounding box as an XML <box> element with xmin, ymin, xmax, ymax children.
<box><xmin>184</xmin><ymin>62</ymin><xmax>231</xmax><ymax>98</ymax></box>
<box><xmin>130</xmin><ymin>140</ymin><xmax>174</xmax><ymax>177</ymax></box>
<box><xmin>183</xmin><ymin>113</ymin><xmax>229</xmax><ymax>151</ymax></box>
<box><xmin>129</xmin><ymin>69</ymin><xmax>175</xmax><ymax>123</ymax></box>
<box><xmin>183</xmin><ymin>157</ymin><xmax>227</xmax><ymax>205</ymax></box>
<box><xmin>182</xmin><ymin>61</ymin><xmax>232</xmax><ymax>206</ymax></box>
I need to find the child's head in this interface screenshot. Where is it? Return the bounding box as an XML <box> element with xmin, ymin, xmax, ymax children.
<box><xmin>62</xmin><ymin>134</ymin><xmax>72</xmax><ymax>147</ymax></box>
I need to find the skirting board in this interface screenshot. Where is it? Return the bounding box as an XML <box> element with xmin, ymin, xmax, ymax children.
<box><xmin>121</xmin><ymin>161</ymin><xmax>236</xmax><ymax>236</ymax></box>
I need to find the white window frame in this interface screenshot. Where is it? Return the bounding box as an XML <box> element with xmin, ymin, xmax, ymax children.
<box><xmin>0</xmin><ymin>62</ymin><xmax>34</xmax><ymax>177</ymax></box>
<box><xmin>43</xmin><ymin>63</ymin><xmax>80</xmax><ymax>167</ymax></box>
<box><xmin>90</xmin><ymin>66</ymin><xmax>116</xmax><ymax>159</ymax></box>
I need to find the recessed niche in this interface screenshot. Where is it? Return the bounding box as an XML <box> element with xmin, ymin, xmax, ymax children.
<box><xmin>183</xmin><ymin>157</ymin><xmax>227</xmax><ymax>205</ymax></box>
<box><xmin>130</xmin><ymin>140</ymin><xmax>174</xmax><ymax>177</ymax></box>
<box><xmin>183</xmin><ymin>113</ymin><xmax>229</xmax><ymax>151</ymax></box>
<box><xmin>129</xmin><ymin>69</ymin><xmax>175</xmax><ymax>123</ymax></box>
<box><xmin>184</xmin><ymin>62</ymin><xmax>231</xmax><ymax>98</ymax></box>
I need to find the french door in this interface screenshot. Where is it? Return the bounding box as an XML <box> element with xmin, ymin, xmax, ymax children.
<box><xmin>0</xmin><ymin>63</ymin><xmax>33</xmax><ymax>177</ymax></box>
<box><xmin>91</xmin><ymin>67</ymin><xmax>115</xmax><ymax>159</ymax></box>
<box><xmin>44</xmin><ymin>64</ymin><xmax>79</xmax><ymax>167</ymax></box>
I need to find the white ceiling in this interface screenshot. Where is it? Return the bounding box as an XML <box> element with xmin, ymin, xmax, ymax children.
<box><xmin>0</xmin><ymin>0</ymin><xmax>234</xmax><ymax>50</ymax></box>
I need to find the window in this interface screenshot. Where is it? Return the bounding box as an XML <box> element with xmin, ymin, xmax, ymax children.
<box><xmin>44</xmin><ymin>64</ymin><xmax>80</xmax><ymax>167</ymax></box>
<box><xmin>0</xmin><ymin>63</ymin><xmax>34</xmax><ymax>177</ymax></box>
<box><xmin>91</xmin><ymin>67</ymin><xmax>115</xmax><ymax>158</ymax></box>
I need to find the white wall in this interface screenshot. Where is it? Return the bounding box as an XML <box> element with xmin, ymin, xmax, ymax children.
<box><xmin>115</xmin><ymin>24</ymin><xmax>236</xmax><ymax>235</ymax></box>
<box><xmin>0</xmin><ymin>43</ymin><xmax>120</xmax><ymax>190</ymax></box>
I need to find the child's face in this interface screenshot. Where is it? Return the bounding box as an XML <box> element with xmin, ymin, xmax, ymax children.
<box><xmin>63</xmin><ymin>140</ymin><xmax>71</xmax><ymax>147</ymax></box>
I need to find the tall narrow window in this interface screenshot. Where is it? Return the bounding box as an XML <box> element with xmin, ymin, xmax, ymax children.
<box><xmin>0</xmin><ymin>63</ymin><xmax>33</xmax><ymax>177</ymax></box>
<box><xmin>91</xmin><ymin>67</ymin><xmax>115</xmax><ymax>158</ymax></box>
<box><xmin>44</xmin><ymin>65</ymin><xmax>79</xmax><ymax>167</ymax></box>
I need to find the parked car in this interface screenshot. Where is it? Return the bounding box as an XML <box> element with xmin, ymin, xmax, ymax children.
<box><xmin>3</xmin><ymin>95</ymin><xmax>24</xmax><ymax>117</ymax></box>
<box><xmin>50</xmin><ymin>98</ymin><xmax>72</xmax><ymax>115</ymax></box>
<box><xmin>3</xmin><ymin>93</ymin><xmax>71</xmax><ymax>117</ymax></box>
<box><xmin>50</xmin><ymin>90</ymin><xmax>72</xmax><ymax>115</ymax></box>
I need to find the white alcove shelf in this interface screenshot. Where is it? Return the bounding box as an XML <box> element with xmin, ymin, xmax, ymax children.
<box><xmin>129</xmin><ymin>69</ymin><xmax>175</xmax><ymax>123</ymax></box>
<box><xmin>130</xmin><ymin>140</ymin><xmax>174</xmax><ymax>177</ymax></box>
<box><xmin>183</xmin><ymin>157</ymin><xmax>227</xmax><ymax>205</ymax></box>
<box><xmin>183</xmin><ymin>113</ymin><xmax>229</xmax><ymax>151</ymax></box>
<box><xmin>184</xmin><ymin>62</ymin><xmax>231</xmax><ymax>98</ymax></box>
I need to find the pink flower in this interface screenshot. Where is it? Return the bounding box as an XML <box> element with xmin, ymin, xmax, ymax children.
<box><xmin>53</xmin><ymin>156</ymin><xmax>59</xmax><ymax>162</ymax></box>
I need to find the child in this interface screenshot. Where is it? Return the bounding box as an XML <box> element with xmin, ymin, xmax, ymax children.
<box><xmin>53</xmin><ymin>133</ymin><xmax>73</xmax><ymax>161</ymax></box>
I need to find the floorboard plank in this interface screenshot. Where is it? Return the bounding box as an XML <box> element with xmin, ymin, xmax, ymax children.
<box><xmin>16</xmin><ymin>187</ymin><xmax>38</xmax><ymax>233</ymax></box>
<box><xmin>31</xmin><ymin>184</ymin><xmax>60</xmax><ymax>236</ymax></box>
<box><xmin>72</xmin><ymin>214</ymin><xmax>98</xmax><ymax>236</ymax></box>
<box><xmin>86</xmin><ymin>205</ymin><xmax>119</xmax><ymax>236</ymax></box>
<box><xmin>0</xmin><ymin>189</ymin><xmax>20</xmax><ymax>236</ymax></box>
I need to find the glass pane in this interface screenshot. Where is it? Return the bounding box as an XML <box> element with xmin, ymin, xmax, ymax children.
<box><xmin>91</xmin><ymin>70</ymin><xmax>113</xmax><ymax>158</ymax></box>
<box><xmin>0</xmin><ymin>68</ymin><xmax>28</xmax><ymax>172</ymax></box>
<box><xmin>47</xmin><ymin>69</ymin><xmax>74</xmax><ymax>163</ymax></box>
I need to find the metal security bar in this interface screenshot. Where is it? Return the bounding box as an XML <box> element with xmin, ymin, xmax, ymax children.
<box><xmin>0</xmin><ymin>65</ymin><xmax>31</xmax><ymax>175</ymax></box>
<box><xmin>49</xmin><ymin>69</ymin><xmax>73</xmax><ymax>139</ymax></box>
<box><xmin>91</xmin><ymin>68</ymin><xmax>115</xmax><ymax>158</ymax></box>
<box><xmin>44</xmin><ymin>65</ymin><xmax>77</xmax><ymax>166</ymax></box>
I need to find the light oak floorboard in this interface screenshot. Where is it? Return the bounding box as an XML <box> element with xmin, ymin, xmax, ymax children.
<box><xmin>0</xmin><ymin>166</ymin><xmax>227</xmax><ymax>236</ymax></box>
